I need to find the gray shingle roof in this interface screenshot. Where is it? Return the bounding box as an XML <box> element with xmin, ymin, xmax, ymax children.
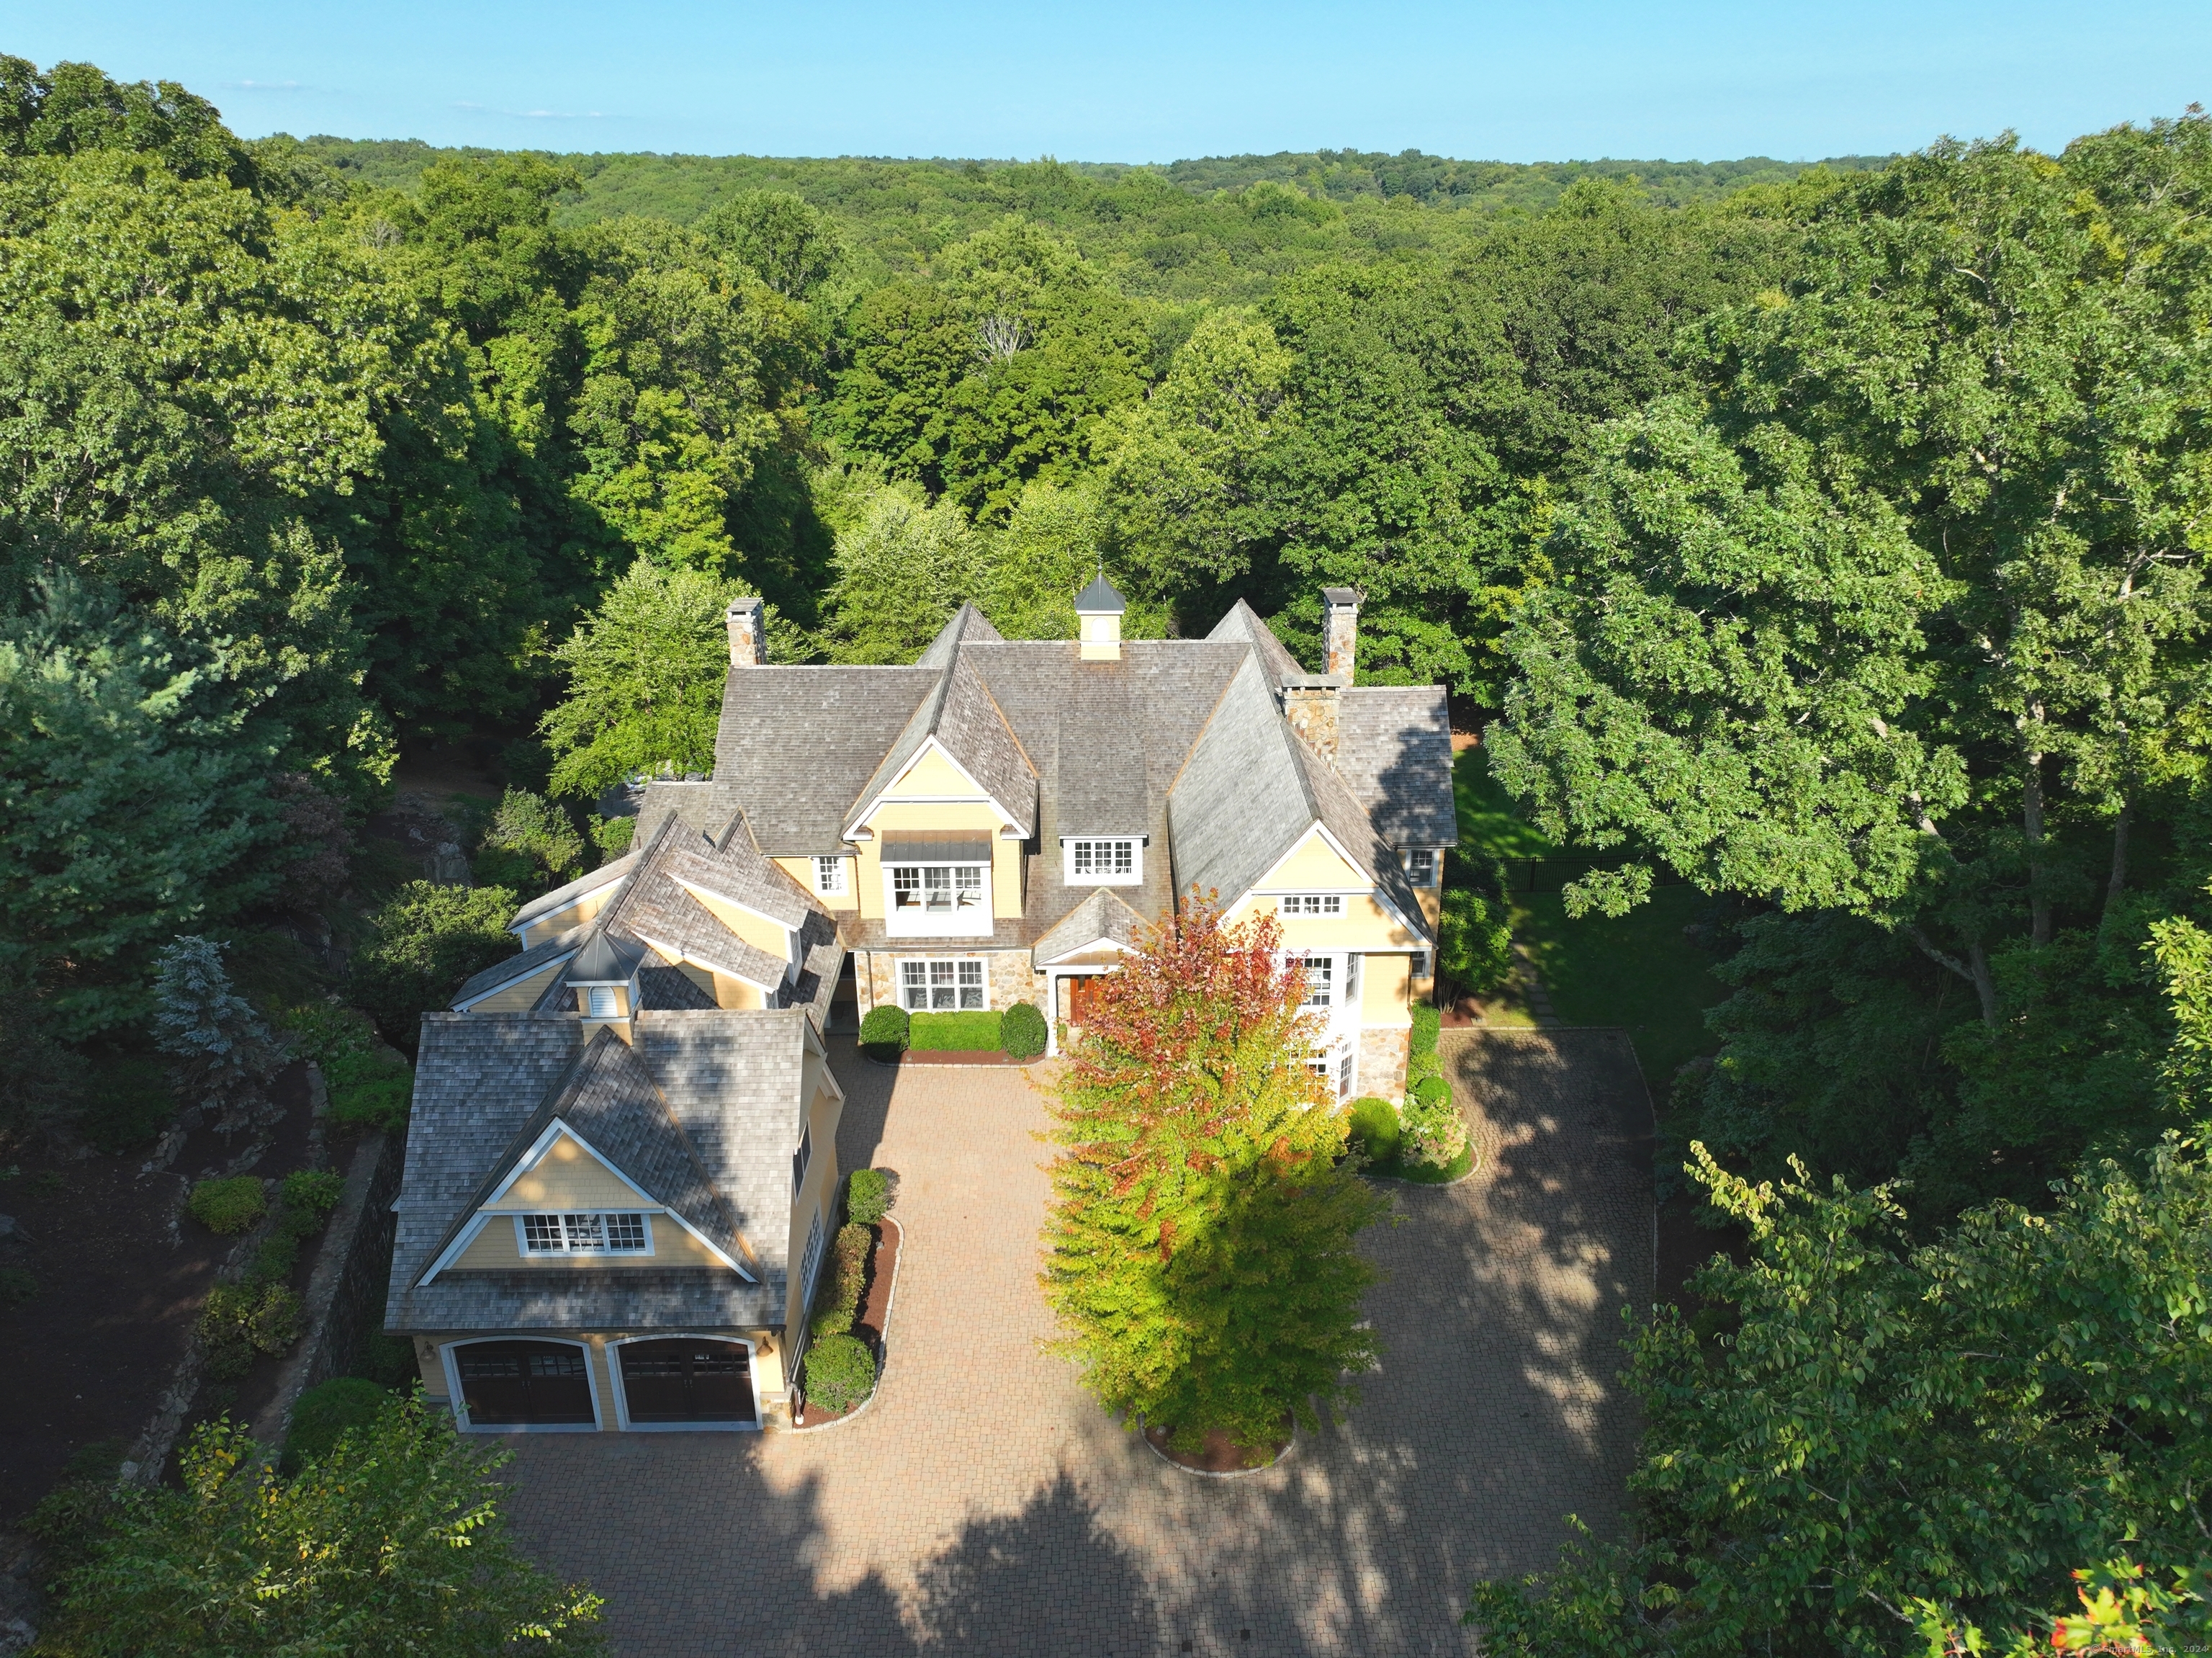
<box><xmin>634</xmin><ymin>780</ymin><xmax>729</xmax><ymax>843</ymax></box>
<box><xmin>1206</xmin><ymin>598</ymin><xmax>1309</xmax><ymax>688</ymax></box>
<box><xmin>1339</xmin><ymin>686</ymin><xmax>1460</xmax><ymax>849</ymax></box>
<box><xmin>453</xmin><ymin>931</ymin><xmax>570</xmax><ymax>1009</ymax></box>
<box><xmin>511</xmin><ymin>853</ymin><xmax>637</xmax><ymax>933</ymax></box>
<box><xmin>711</xmin><ymin>666</ymin><xmax>936</xmax><ymax>855</ymax></box>
<box><xmin>1054</xmin><ymin>657</ymin><xmax>1148</xmax><ymax>840</ymax></box>
<box><xmin>1165</xmin><ymin>655</ymin><xmax>1434</xmax><ymax>941</ymax></box>
<box><xmin>386</xmin><ymin>1011</ymin><xmax>807</xmax><ymax>1335</ymax></box>
<box><xmin>1033</xmin><ymin>887</ymin><xmax>1150</xmax><ymax>966</ymax></box>
<box><xmin>845</xmin><ymin>651</ymin><xmax>1036</xmax><ymax>838</ymax></box>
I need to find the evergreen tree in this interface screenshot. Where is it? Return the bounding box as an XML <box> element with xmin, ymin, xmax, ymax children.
<box><xmin>152</xmin><ymin>935</ymin><xmax>284</xmax><ymax>1137</ymax></box>
<box><xmin>1039</xmin><ymin>895</ymin><xmax>1388</xmax><ymax>1454</ymax></box>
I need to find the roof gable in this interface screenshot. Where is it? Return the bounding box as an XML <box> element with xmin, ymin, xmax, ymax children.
<box><xmin>845</xmin><ymin>653</ymin><xmax>1037</xmax><ymax>838</ymax></box>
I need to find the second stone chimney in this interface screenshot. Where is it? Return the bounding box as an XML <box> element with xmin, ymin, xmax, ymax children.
<box><xmin>1323</xmin><ymin>587</ymin><xmax>1359</xmax><ymax>682</ymax></box>
<box><xmin>727</xmin><ymin>597</ymin><xmax>765</xmax><ymax>667</ymax></box>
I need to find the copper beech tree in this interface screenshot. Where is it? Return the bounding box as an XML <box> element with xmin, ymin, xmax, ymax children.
<box><xmin>1038</xmin><ymin>891</ymin><xmax>1389</xmax><ymax>1456</ymax></box>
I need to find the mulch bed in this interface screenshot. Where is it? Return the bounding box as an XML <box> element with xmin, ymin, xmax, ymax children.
<box><xmin>793</xmin><ymin>1217</ymin><xmax>902</xmax><ymax>1428</ymax></box>
<box><xmin>1144</xmin><ymin>1417</ymin><xmax>1292</xmax><ymax>1474</ymax></box>
<box><xmin>896</xmin><ymin>1049</ymin><xmax>1036</xmax><ymax>1067</ymax></box>
<box><xmin>0</xmin><ymin>1061</ymin><xmax>318</xmax><ymax>1525</ymax></box>
<box><xmin>1439</xmin><ymin>994</ymin><xmax>1489</xmax><ymax>1029</ymax></box>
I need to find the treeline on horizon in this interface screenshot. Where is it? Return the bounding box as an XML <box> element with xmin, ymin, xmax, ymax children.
<box><xmin>7</xmin><ymin>47</ymin><xmax>2212</xmax><ymax>1654</ymax></box>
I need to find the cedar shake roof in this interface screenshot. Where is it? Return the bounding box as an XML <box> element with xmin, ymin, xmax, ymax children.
<box><xmin>387</xmin><ymin>1010</ymin><xmax>815</xmax><ymax>1334</ymax></box>
<box><xmin>1339</xmin><ymin>686</ymin><xmax>1460</xmax><ymax>849</ymax></box>
<box><xmin>711</xmin><ymin>666</ymin><xmax>936</xmax><ymax>853</ymax></box>
<box><xmin>698</xmin><ymin>598</ymin><xmax>1447</xmax><ymax>950</ymax></box>
<box><xmin>1033</xmin><ymin>887</ymin><xmax>1151</xmax><ymax>964</ymax></box>
<box><xmin>511</xmin><ymin>852</ymin><xmax>637</xmax><ymax>932</ymax></box>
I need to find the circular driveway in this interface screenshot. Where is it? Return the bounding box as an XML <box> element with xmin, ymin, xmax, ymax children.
<box><xmin>500</xmin><ymin>1029</ymin><xmax>1654</xmax><ymax>1657</ymax></box>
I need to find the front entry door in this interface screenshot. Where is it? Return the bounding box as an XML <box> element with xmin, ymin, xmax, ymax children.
<box><xmin>618</xmin><ymin>1338</ymin><xmax>757</xmax><ymax>1425</ymax></box>
<box><xmin>1067</xmin><ymin>973</ymin><xmax>1107</xmax><ymax>1029</ymax></box>
<box><xmin>454</xmin><ymin>1340</ymin><xmax>595</xmax><ymax>1426</ymax></box>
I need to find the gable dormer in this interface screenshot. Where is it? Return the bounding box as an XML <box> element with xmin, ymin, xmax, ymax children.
<box><xmin>414</xmin><ymin>1031</ymin><xmax>761</xmax><ymax>1288</ymax></box>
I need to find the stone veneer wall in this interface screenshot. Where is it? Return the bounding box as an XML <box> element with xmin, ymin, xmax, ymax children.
<box><xmin>1359</xmin><ymin>1025</ymin><xmax>1411</xmax><ymax>1101</ymax></box>
<box><xmin>857</xmin><ymin>949</ymin><xmax>1046</xmax><ymax>1016</ymax></box>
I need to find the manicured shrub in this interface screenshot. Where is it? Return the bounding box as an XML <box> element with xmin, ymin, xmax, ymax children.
<box><xmin>198</xmin><ymin>1281</ymin><xmax>303</xmax><ymax>1379</ymax></box>
<box><xmin>847</xmin><ymin>1167</ymin><xmax>892</xmax><ymax>1226</ymax></box>
<box><xmin>1438</xmin><ymin>887</ymin><xmax>1515</xmax><ymax>997</ymax></box>
<box><xmin>1401</xmin><ymin>1094</ymin><xmax>1470</xmax><ymax>1175</ymax></box>
<box><xmin>858</xmin><ymin>1003</ymin><xmax>909</xmax><ymax>1061</ymax></box>
<box><xmin>1346</xmin><ymin>1096</ymin><xmax>1402</xmax><ymax>1164</ymax></box>
<box><xmin>1409</xmin><ymin>1001</ymin><xmax>1440</xmax><ymax>1057</ymax></box>
<box><xmin>188</xmin><ymin>1175</ymin><xmax>266</xmax><ymax>1236</ymax></box>
<box><xmin>908</xmin><ymin>1009</ymin><xmax>1002</xmax><ymax>1052</ymax></box>
<box><xmin>282</xmin><ymin>1376</ymin><xmax>389</xmax><ymax>1473</ymax></box>
<box><xmin>1411</xmin><ymin>1074</ymin><xmax>1452</xmax><ymax>1109</ymax></box>
<box><xmin>1001</xmin><ymin>1000</ymin><xmax>1048</xmax><ymax>1060</ymax></box>
<box><xmin>809</xmin><ymin>1222</ymin><xmax>872</xmax><ymax>1339</ymax></box>
<box><xmin>804</xmin><ymin>1332</ymin><xmax>877</xmax><ymax>1413</ymax></box>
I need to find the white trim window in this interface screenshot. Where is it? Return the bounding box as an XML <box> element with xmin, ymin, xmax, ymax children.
<box><xmin>1299</xmin><ymin>954</ymin><xmax>1334</xmax><ymax>1008</ymax></box>
<box><xmin>900</xmin><ymin>958</ymin><xmax>986</xmax><ymax>1012</ymax></box>
<box><xmin>886</xmin><ymin>862</ymin><xmax>989</xmax><ymax>935</ymax></box>
<box><xmin>516</xmin><ymin>1211</ymin><xmax>652</xmax><ymax>1255</ymax></box>
<box><xmin>1278</xmin><ymin>895</ymin><xmax>1344</xmax><ymax>916</ymax></box>
<box><xmin>792</xmin><ymin>1124</ymin><xmax>811</xmax><ymax>1195</ymax></box>
<box><xmin>814</xmin><ymin>856</ymin><xmax>848</xmax><ymax>896</ymax></box>
<box><xmin>1064</xmin><ymin>838</ymin><xmax>1141</xmax><ymax>884</ymax></box>
<box><xmin>1305</xmin><ymin>1044</ymin><xmax>1356</xmax><ymax>1101</ymax></box>
<box><xmin>1405</xmin><ymin>848</ymin><xmax>1438</xmax><ymax>887</ymax></box>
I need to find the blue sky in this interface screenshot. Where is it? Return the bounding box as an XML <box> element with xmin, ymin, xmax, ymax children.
<box><xmin>9</xmin><ymin>1</ymin><xmax>2207</xmax><ymax>163</ymax></box>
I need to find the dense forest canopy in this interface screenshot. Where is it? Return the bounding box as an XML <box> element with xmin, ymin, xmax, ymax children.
<box><xmin>4</xmin><ymin>50</ymin><xmax>2212</xmax><ymax>1644</ymax></box>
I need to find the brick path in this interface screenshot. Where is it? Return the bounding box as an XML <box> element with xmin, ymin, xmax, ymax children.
<box><xmin>500</xmin><ymin>1029</ymin><xmax>1655</xmax><ymax>1657</ymax></box>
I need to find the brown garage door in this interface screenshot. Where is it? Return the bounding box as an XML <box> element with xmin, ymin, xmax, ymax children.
<box><xmin>454</xmin><ymin>1340</ymin><xmax>595</xmax><ymax>1426</ymax></box>
<box><xmin>618</xmin><ymin>1338</ymin><xmax>756</xmax><ymax>1425</ymax></box>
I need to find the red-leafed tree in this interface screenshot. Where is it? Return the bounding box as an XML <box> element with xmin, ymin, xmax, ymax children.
<box><xmin>1038</xmin><ymin>890</ymin><xmax>1388</xmax><ymax>1457</ymax></box>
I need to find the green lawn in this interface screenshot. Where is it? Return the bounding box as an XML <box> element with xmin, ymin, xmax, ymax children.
<box><xmin>1455</xmin><ymin>748</ymin><xmax>1730</xmax><ymax>1089</ymax></box>
<box><xmin>1514</xmin><ymin>887</ymin><xmax>1731</xmax><ymax>1090</ymax></box>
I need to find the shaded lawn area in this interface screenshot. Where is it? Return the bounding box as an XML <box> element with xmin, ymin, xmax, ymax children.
<box><xmin>1514</xmin><ymin>887</ymin><xmax>1731</xmax><ymax>1090</ymax></box>
<box><xmin>1457</xmin><ymin>747</ymin><xmax>1730</xmax><ymax>1088</ymax></box>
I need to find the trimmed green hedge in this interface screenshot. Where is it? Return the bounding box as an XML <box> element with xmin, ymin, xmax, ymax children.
<box><xmin>804</xmin><ymin>1332</ymin><xmax>876</xmax><ymax>1413</ymax></box>
<box><xmin>1001</xmin><ymin>1000</ymin><xmax>1048</xmax><ymax>1060</ymax></box>
<box><xmin>848</xmin><ymin>1168</ymin><xmax>892</xmax><ymax>1225</ymax></box>
<box><xmin>908</xmin><ymin>1010</ymin><xmax>1002</xmax><ymax>1052</ymax></box>
<box><xmin>188</xmin><ymin>1176</ymin><xmax>266</xmax><ymax>1236</ymax></box>
<box><xmin>859</xmin><ymin>1003</ymin><xmax>909</xmax><ymax>1062</ymax></box>
<box><xmin>1347</xmin><ymin>1095</ymin><xmax>1402</xmax><ymax>1163</ymax></box>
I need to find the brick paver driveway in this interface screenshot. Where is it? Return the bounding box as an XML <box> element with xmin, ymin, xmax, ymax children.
<box><xmin>500</xmin><ymin>1028</ymin><xmax>1654</xmax><ymax>1657</ymax></box>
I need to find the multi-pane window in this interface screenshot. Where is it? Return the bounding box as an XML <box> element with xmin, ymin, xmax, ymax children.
<box><xmin>792</xmin><ymin>1124</ymin><xmax>811</xmax><ymax>1195</ymax></box>
<box><xmin>519</xmin><ymin>1212</ymin><xmax>649</xmax><ymax>1255</ymax></box>
<box><xmin>1405</xmin><ymin>848</ymin><xmax>1438</xmax><ymax>886</ymax></box>
<box><xmin>797</xmin><ymin>1209</ymin><xmax>825</xmax><ymax>1301</ymax></box>
<box><xmin>1339</xmin><ymin>1050</ymin><xmax>1357</xmax><ymax>1100</ymax></box>
<box><xmin>1066</xmin><ymin>839</ymin><xmax>1138</xmax><ymax>882</ymax></box>
<box><xmin>901</xmin><ymin>959</ymin><xmax>986</xmax><ymax>1011</ymax></box>
<box><xmin>1409</xmin><ymin>950</ymin><xmax>1429</xmax><ymax>980</ymax></box>
<box><xmin>814</xmin><ymin>856</ymin><xmax>848</xmax><ymax>896</ymax></box>
<box><xmin>1300</xmin><ymin>954</ymin><xmax>1334</xmax><ymax>1008</ymax></box>
<box><xmin>889</xmin><ymin>864</ymin><xmax>985</xmax><ymax>915</ymax></box>
<box><xmin>1277</xmin><ymin>895</ymin><xmax>1344</xmax><ymax>916</ymax></box>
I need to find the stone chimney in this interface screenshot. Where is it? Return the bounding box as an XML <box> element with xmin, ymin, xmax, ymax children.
<box><xmin>1283</xmin><ymin>680</ymin><xmax>1340</xmax><ymax>763</ymax></box>
<box><xmin>1323</xmin><ymin>587</ymin><xmax>1359</xmax><ymax>682</ymax></box>
<box><xmin>1074</xmin><ymin>572</ymin><xmax>1127</xmax><ymax>663</ymax></box>
<box><xmin>727</xmin><ymin>597</ymin><xmax>765</xmax><ymax>667</ymax></box>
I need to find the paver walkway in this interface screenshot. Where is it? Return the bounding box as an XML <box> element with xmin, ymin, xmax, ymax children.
<box><xmin>500</xmin><ymin>1028</ymin><xmax>1655</xmax><ymax>1657</ymax></box>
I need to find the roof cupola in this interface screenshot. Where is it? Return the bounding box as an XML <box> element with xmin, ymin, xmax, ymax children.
<box><xmin>1074</xmin><ymin>573</ymin><xmax>1126</xmax><ymax>663</ymax></box>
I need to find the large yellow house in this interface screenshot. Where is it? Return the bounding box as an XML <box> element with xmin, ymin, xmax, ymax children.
<box><xmin>704</xmin><ymin>578</ymin><xmax>1454</xmax><ymax>1091</ymax></box>
<box><xmin>382</xmin><ymin>579</ymin><xmax>1453</xmax><ymax>1434</ymax></box>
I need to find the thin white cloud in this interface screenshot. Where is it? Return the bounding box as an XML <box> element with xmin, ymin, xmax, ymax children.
<box><xmin>226</xmin><ymin>79</ymin><xmax>305</xmax><ymax>91</ymax></box>
<box><xmin>450</xmin><ymin>101</ymin><xmax>606</xmax><ymax>120</ymax></box>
